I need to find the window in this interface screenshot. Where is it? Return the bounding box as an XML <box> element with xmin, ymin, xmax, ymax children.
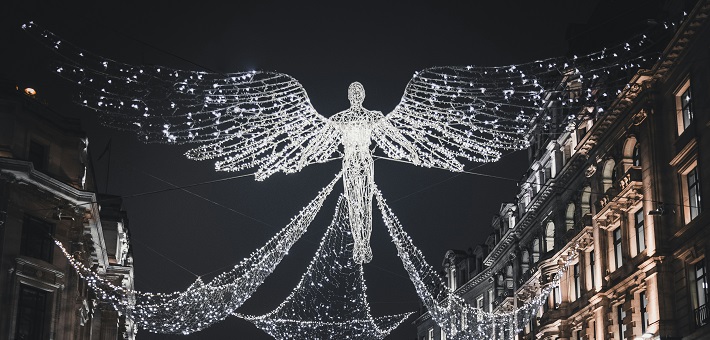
<box><xmin>613</xmin><ymin>228</ymin><xmax>623</xmax><ymax>270</ymax></box>
<box><xmin>427</xmin><ymin>327</ymin><xmax>434</xmax><ymax>340</ymax></box>
<box><xmin>617</xmin><ymin>304</ymin><xmax>627</xmax><ymax>339</ymax></box>
<box><xmin>15</xmin><ymin>284</ymin><xmax>49</xmax><ymax>340</ymax></box>
<box><xmin>676</xmin><ymin>80</ymin><xmax>694</xmax><ymax>134</ymax></box>
<box><xmin>632</xmin><ymin>143</ymin><xmax>641</xmax><ymax>167</ymax></box>
<box><xmin>440</xmin><ymin>328</ymin><xmax>447</xmax><ymax>340</ymax></box>
<box><xmin>635</xmin><ymin>209</ymin><xmax>646</xmax><ymax>254</ymax></box>
<box><xmin>640</xmin><ymin>291</ymin><xmax>649</xmax><ymax>334</ymax></box>
<box><xmin>565</xmin><ymin>203</ymin><xmax>576</xmax><ymax>231</ymax></box>
<box><xmin>532</xmin><ymin>239</ymin><xmax>540</xmax><ymax>263</ymax></box>
<box><xmin>694</xmin><ymin>260</ymin><xmax>709</xmax><ymax>326</ymax></box>
<box><xmin>488</xmin><ymin>289</ymin><xmax>494</xmax><ymax>312</ymax></box>
<box><xmin>687</xmin><ymin>167</ymin><xmax>702</xmax><ymax>221</ymax></box>
<box><xmin>552</xmin><ymin>285</ymin><xmax>561</xmax><ymax>309</ymax></box>
<box><xmin>573</xmin><ymin>263</ymin><xmax>581</xmax><ymax>301</ymax></box>
<box><xmin>476</xmin><ymin>296</ymin><xmax>484</xmax><ymax>321</ymax></box>
<box><xmin>545</xmin><ymin>221</ymin><xmax>555</xmax><ymax>253</ymax></box>
<box><xmin>589</xmin><ymin>250</ymin><xmax>596</xmax><ymax>291</ymax></box>
<box><xmin>575</xmin><ymin>329</ymin><xmax>583</xmax><ymax>340</ymax></box>
<box><xmin>21</xmin><ymin>215</ymin><xmax>55</xmax><ymax>263</ymax></box>
<box><xmin>28</xmin><ymin>140</ymin><xmax>48</xmax><ymax>171</ymax></box>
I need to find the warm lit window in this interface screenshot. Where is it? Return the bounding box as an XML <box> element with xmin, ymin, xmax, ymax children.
<box><xmin>640</xmin><ymin>291</ymin><xmax>649</xmax><ymax>334</ymax></box>
<box><xmin>613</xmin><ymin>228</ymin><xmax>623</xmax><ymax>270</ymax></box>
<box><xmin>676</xmin><ymin>79</ymin><xmax>694</xmax><ymax>135</ymax></box>
<box><xmin>15</xmin><ymin>284</ymin><xmax>49</xmax><ymax>340</ymax></box>
<box><xmin>635</xmin><ymin>209</ymin><xmax>646</xmax><ymax>254</ymax></box>
<box><xmin>21</xmin><ymin>215</ymin><xmax>55</xmax><ymax>263</ymax></box>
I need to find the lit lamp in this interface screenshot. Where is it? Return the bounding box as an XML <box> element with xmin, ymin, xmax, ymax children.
<box><xmin>24</xmin><ymin>87</ymin><xmax>37</xmax><ymax>96</ymax></box>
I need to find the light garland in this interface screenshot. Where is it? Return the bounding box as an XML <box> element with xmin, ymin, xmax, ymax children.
<box><xmin>23</xmin><ymin>20</ymin><xmax>653</xmax><ymax>337</ymax></box>
<box><xmin>24</xmin><ymin>21</ymin><xmax>653</xmax><ymax>264</ymax></box>
<box><xmin>56</xmin><ymin>173</ymin><xmax>341</xmax><ymax>334</ymax></box>
<box><xmin>237</xmin><ymin>195</ymin><xmax>411</xmax><ymax>339</ymax></box>
<box><xmin>375</xmin><ymin>188</ymin><xmax>586</xmax><ymax>339</ymax></box>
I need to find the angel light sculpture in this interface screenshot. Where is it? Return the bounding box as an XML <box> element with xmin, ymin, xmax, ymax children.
<box><xmin>23</xmin><ymin>22</ymin><xmax>646</xmax><ymax>264</ymax></box>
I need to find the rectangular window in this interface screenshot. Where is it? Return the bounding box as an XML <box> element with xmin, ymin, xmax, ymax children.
<box><xmin>635</xmin><ymin>209</ymin><xmax>646</xmax><ymax>254</ymax></box>
<box><xmin>575</xmin><ymin>330</ymin><xmax>582</xmax><ymax>340</ymax></box>
<box><xmin>613</xmin><ymin>228</ymin><xmax>623</xmax><ymax>270</ymax></box>
<box><xmin>640</xmin><ymin>291</ymin><xmax>649</xmax><ymax>334</ymax></box>
<box><xmin>28</xmin><ymin>140</ymin><xmax>48</xmax><ymax>171</ymax></box>
<box><xmin>589</xmin><ymin>250</ymin><xmax>596</xmax><ymax>290</ymax></box>
<box><xmin>573</xmin><ymin>263</ymin><xmax>581</xmax><ymax>301</ymax></box>
<box><xmin>427</xmin><ymin>327</ymin><xmax>434</xmax><ymax>340</ymax></box>
<box><xmin>21</xmin><ymin>215</ymin><xmax>55</xmax><ymax>263</ymax></box>
<box><xmin>694</xmin><ymin>260</ymin><xmax>708</xmax><ymax>326</ymax></box>
<box><xmin>488</xmin><ymin>289</ymin><xmax>494</xmax><ymax>312</ymax></box>
<box><xmin>440</xmin><ymin>328</ymin><xmax>447</xmax><ymax>340</ymax></box>
<box><xmin>15</xmin><ymin>284</ymin><xmax>49</xmax><ymax>340</ymax></box>
<box><xmin>676</xmin><ymin>80</ymin><xmax>694</xmax><ymax>134</ymax></box>
<box><xmin>553</xmin><ymin>285</ymin><xmax>561</xmax><ymax>309</ymax></box>
<box><xmin>617</xmin><ymin>305</ymin><xmax>627</xmax><ymax>339</ymax></box>
<box><xmin>687</xmin><ymin>168</ymin><xmax>702</xmax><ymax>221</ymax></box>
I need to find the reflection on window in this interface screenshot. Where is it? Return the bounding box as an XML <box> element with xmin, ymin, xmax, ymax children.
<box><xmin>687</xmin><ymin>168</ymin><xmax>702</xmax><ymax>221</ymax></box>
<box><xmin>613</xmin><ymin>228</ymin><xmax>623</xmax><ymax>270</ymax></box>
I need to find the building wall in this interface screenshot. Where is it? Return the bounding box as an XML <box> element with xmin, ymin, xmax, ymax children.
<box><xmin>0</xmin><ymin>84</ymin><xmax>135</xmax><ymax>340</ymax></box>
<box><xmin>415</xmin><ymin>1</ymin><xmax>710</xmax><ymax>339</ymax></box>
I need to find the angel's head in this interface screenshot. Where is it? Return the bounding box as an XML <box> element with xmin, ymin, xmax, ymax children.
<box><xmin>348</xmin><ymin>82</ymin><xmax>365</xmax><ymax>108</ymax></box>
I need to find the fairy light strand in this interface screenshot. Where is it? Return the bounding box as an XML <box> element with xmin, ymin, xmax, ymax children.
<box><xmin>237</xmin><ymin>195</ymin><xmax>411</xmax><ymax>339</ymax></box>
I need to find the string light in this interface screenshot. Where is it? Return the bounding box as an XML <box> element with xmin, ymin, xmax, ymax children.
<box><xmin>56</xmin><ymin>173</ymin><xmax>341</xmax><ymax>334</ymax></box>
<box><xmin>375</xmin><ymin>188</ymin><xmax>586</xmax><ymax>339</ymax></box>
<box><xmin>23</xmin><ymin>21</ymin><xmax>653</xmax><ymax>264</ymax></box>
<box><xmin>237</xmin><ymin>195</ymin><xmax>411</xmax><ymax>339</ymax></box>
<box><xmin>23</xmin><ymin>20</ymin><xmax>657</xmax><ymax>337</ymax></box>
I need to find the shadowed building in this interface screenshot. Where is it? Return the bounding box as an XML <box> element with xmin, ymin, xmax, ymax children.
<box><xmin>0</xmin><ymin>81</ymin><xmax>135</xmax><ymax>339</ymax></box>
<box><xmin>415</xmin><ymin>0</ymin><xmax>710</xmax><ymax>339</ymax></box>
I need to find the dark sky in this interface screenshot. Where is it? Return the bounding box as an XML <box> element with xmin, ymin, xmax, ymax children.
<box><xmin>2</xmin><ymin>1</ymin><xmax>661</xmax><ymax>339</ymax></box>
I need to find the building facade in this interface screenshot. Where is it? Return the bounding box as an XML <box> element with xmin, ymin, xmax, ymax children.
<box><xmin>415</xmin><ymin>0</ymin><xmax>710</xmax><ymax>339</ymax></box>
<box><xmin>0</xmin><ymin>82</ymin><xmax>135</xmax><ymax>339</ymax></box>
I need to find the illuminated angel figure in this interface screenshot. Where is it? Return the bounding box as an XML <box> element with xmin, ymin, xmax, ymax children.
<box><xmin>25</xmin><ymin>22</ymin><xmax>641</xmax><ymax>263</ymax></box>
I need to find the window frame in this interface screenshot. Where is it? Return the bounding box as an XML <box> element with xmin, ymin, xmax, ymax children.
<box><xmin>675</xmin><ymin>79</ymin><xmax>694</xmax><ymax>135</ymax></box>
<box><xmin>613</xmin><ymin>227</ymin><xmax>623</xmax><ymax>270</ymax></box>
<box><xmin>20</xmin><ymin>215</ymin><xmax>55</xmax><ymax>263</ymax></box>
<box><xmin>635</xmin><ymin>208</ymin><xmax>646</xmax><ymax>255</ymax></box>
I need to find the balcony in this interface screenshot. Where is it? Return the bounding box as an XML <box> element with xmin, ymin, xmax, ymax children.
<box><xmin>696</xmin><ymin>304</ymin><xmax>709</xmax><ymax>327</ymax></box>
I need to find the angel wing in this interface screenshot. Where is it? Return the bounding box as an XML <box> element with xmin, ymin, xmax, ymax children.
<box><xmin>375</xmin><ymin>38</ymin><xmax>650</xmax><ymax>171</ymax></box>
<box><xmin>23</xmin><ymin>22</ymin><xmax>340</xmax><ymax>181</ymax></box>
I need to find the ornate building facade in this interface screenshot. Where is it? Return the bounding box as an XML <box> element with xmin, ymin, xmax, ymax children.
<box><xmin>0</xmin><ymin>81</ymin><xmax>135</xmax><ymax>339</ymax></box>
<box><xmin>415</xmin><ymin>0</ymin><xmax>710</xmax><ymax>339</ymax></box>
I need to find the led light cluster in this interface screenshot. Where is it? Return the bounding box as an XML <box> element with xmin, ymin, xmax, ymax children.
<box><xmin>237</xmin><ymin>195</ymin><xmax>411</xmax><ymax>339</ymax></box>
<box><xmin>56</xmin><ymin>173</ymin><xmax>340</xmax><ymax>334</ymax></box>
<box><xmin>375</xmin><ymin>189</ymin><xmax>585</xmax><ymax>339</ymax></box>
<box><xmin>25</xmin><ymin>19</ymin><xmax>652</xmax><ymax>337</ymax></box>
<box><xmin>24</xmin><ymin>21</ymin><xmax>653</xmax><ymax>265</ymax></box>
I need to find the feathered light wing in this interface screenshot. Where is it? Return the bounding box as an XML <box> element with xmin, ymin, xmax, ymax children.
<box><xmin>376</xmin><ymin>39</ymin><xmax>652</xmax><ymax>171</ymax></box>
<box><xmin>23</xmin><ymin>22</ymin><xmax>340</xmax><ymax>180</ymax></box>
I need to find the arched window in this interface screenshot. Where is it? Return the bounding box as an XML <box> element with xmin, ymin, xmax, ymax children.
<box><xmin>565</xmin><ymin>203</ymin><xmax>576</xmax><ymax>231</ymax></box>
<box><xmin>581</xmin><ymin>186</ymin><xmax>592</xmax><ymax>217</ymax></box>
<box><xmin>602</xmin><ymin>159</ymin><xmax>616</xmax><ymax>192</ymax></box>
<box><xmin>521</xmin><ymin>250</ymin><xmax>530</xmax><ymax>273</ymax></box>
<box><xmin>545</xmin><ymin>221</ymin><xmax>555</xmax><ymax>252</ymax></box>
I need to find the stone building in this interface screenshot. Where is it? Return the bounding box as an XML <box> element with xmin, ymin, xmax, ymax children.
<box><xmin>0</xmin><ymin>81</ymin><xmax>135</xmax><ymax>339</ymax></box>
<box><xmin>415</xmin><ymin>0</ymin><xmax>710</xmax><ymax>339</ymax></box>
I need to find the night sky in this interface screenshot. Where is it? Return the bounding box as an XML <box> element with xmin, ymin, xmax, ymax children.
<box><xmin>2</xmin><ymin>1</ymin><xmax>660</xmax><ymax>339</ymax></box>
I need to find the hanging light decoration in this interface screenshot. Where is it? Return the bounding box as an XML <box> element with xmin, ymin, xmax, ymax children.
<box><xmin>56</xmin><ymin>173</ymin><xmax>340</xmax><ymax>334</ymax></box>
<box><xmin>237</xmin><ymin>195</ymin><xmax>411</xmax><ymax>339</ymax></box>
<box><xmin>24</xmin><ymin>19</ymin><xmax>659</xmax><ymax>337</ymax></box>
